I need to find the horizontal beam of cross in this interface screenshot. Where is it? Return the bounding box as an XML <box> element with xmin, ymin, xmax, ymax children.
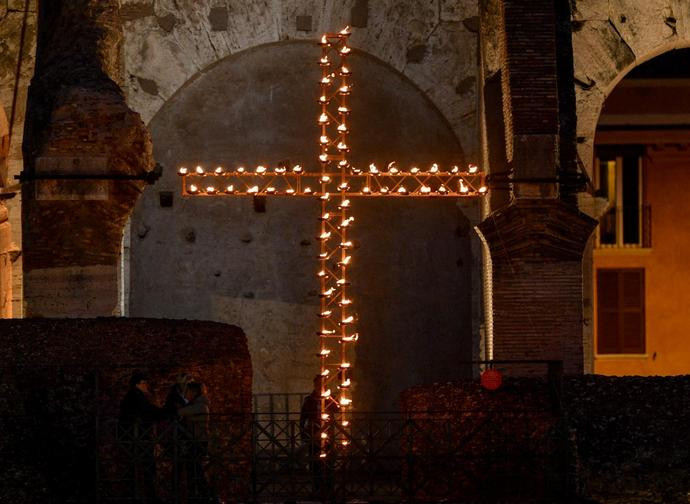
<box><xmin>178</xmin><ymin>165</ymin><xmax>487</xmax><ymax>197</ymax></box>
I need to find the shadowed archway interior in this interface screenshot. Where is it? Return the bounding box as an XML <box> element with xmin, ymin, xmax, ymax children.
<box><xmin>129</xmin><ymin>41</ymin><xmax>478</xmax><ymax>411</ymax></box>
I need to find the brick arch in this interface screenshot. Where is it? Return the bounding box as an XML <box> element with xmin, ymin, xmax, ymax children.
<box><xmin>572</xmin><ymin>2</ymin><xmax>690</xmax><ymax>177</ymax></box>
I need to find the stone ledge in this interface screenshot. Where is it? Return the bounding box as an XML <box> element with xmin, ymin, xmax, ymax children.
<box><xmin>478</xmin><ymin>199</ymin><xmax>597</xmax><ymax>261</ymax></box>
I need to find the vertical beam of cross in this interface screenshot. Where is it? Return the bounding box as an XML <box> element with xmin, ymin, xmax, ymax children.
<box><xmin>177</xmin><ymin>27</ymin><xmax>487</xmax><ymax>454</ymax></box>
<box><xmin>316</xmin><ymin>28</ymin><xmax>354</xmax><ymax>450</ymax></box>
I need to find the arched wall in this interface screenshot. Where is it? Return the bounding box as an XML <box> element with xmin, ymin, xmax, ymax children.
<box><xmin>121</xmin><ymin>0</ymin><xmax>480</xmax><ymax>160</ymax></box>
<box><xmin>572</xmin><ymin>1</ymin><xmax>690</xmax><ymax>177</ymax></box>
<box><xmin>128</xmin><ymin>41</ymin><xmax>480</xmax><ymax>411</ymax></box>
<box><xmin>572</xmin><ymin>1</ymin><xmax>690</xmax><ymax>372</ymax></box>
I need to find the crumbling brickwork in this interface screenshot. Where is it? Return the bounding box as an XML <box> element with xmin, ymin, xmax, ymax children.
<box><xmin>480</xmin><ymin>1</ymin><xmax>595</xmax><ymax>372</ymax></box>
<box><xmin>478</xmin><ymin>200</ymin><xmax>596</xmax><ymax>374</ymax></box>
<box><xmin>21</xmin><ymin>0</ymin><xmax>154</xmax><ymax>317</ymax></box>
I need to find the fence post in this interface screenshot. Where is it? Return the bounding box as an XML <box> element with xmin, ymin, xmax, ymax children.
<box><xmin>547</xmin><ymin>360</ymin><xmax>563</xmax><ymax>414</ymax></box>
<box><xmin>94</xmin><ymin>372</ymin><xmax>101</xmax><ymax>504</ymax></box>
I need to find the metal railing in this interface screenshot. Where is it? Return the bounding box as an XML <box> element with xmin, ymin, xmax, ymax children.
<box><xmin>89</xmin><ymin>407</ymin><xmax>570</xmax><ymax>503</ymax></box>
<box><xmin>597</xmin><ymin>205</ymin><xmax>652</xmax><ymax>248</ymax></box>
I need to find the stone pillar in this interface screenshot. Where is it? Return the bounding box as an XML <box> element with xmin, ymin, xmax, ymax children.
<box><xmin>21</xmin><ymin>1</ymin><xmax>154</xmax><ymax>317</ymax></box>
<box><xmin>0</xmin><ymin>201</ymin><xmax>13</xmax><ymax>317</ymax></box>
<box><xmin>478</xmin><ymin>0</ymin><xmax>596</xmax><ymax>373</ymax></box>
<box><xmin>477</xmin><ymin>200</ymin><xmax>596</xmax><ymax>373</ymax></box>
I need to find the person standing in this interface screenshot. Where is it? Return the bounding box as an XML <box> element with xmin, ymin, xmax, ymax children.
<box><xmin>164</xmin><ymin>373</ymin><xmax>191</xmax><ymax>414</ymax></box>
<box><xmin>119</xmin><ymin>371</ymin><xmax>167</xmax><ymax>503</ymax></box>
<box><xmin>300</xmin><ymin>375</ymin><xmax>339</xmax><ymax>497</ymax></box>
<box><xmin>178</xmin><ymin>381</ymin><xmax>213</xmax><ymax>503</ymax></box>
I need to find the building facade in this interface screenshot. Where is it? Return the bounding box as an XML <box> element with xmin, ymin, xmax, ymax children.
<box><xmin>1</xmin><ymin>0</ymin><xmax>690</xmax><ymax>405</ymax></box>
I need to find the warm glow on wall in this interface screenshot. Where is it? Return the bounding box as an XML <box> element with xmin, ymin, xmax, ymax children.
<box><xmin>177</xmin><ymin>27</ymin><xmax>487</xmax><ymax>455</ymax></box>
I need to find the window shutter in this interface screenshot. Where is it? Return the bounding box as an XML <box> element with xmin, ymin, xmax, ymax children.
<box><xmin>620</xmin><ymin>270</ymin><xmax>645</xmax><ymax>353</ymax></box>
<box><xmin>597</xmin><ymin>269</ymin><xmax>645</xmax><ymax>354</ymax></box>
<box><xmin>597</xmin><ymin>270</ymin><xmax>620</xmax><ymax>353</ymax></box>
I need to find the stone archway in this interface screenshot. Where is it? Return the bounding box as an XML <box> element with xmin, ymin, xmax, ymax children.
<box><xmin>572</xmin><ymin>1</ymin><xmax>690</xmax><ymax>177</ymax></box>
<box><xmin>128</xmin><ymin>41</ymin><xmax>481</xmax><ymax>411</ymax></box>
<box><xmin>571</xmin><ymin>3</ymin><xmax>690</xmax><ymax>371</ymax></box>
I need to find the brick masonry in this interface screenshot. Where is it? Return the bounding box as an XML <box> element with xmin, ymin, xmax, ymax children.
<box><xmin>402</xmin><ymin>375</ymin><xmax>690</xmax><ymax>504</ymax></box>
<box><xmin>0</xmin><ymin>317</ymin><xmax>252</xmax><ymax>501</ymax></box>
<box><xmin>21</xmin><ymin>0</ymin><xmax>154</xmax><ymax>317</ymax></box>
<box><xmin>478</xmin><ymin>199</ymin><xmax>597</xmax><ymax>374</ymax></box>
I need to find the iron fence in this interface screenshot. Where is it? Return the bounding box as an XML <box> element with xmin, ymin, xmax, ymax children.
<box><xmin>92</xmin><ymin>409</ymin><xmax>569</xmax><ymax>503</ymax></box>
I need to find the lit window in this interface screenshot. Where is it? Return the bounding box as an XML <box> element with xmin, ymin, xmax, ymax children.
<box><xmin>594</xmin><ymin>149</ymin><xmax>650</xmax><ymax>248</ymax></box>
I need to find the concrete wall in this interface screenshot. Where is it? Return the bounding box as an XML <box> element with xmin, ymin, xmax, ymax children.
<box><xmin>129</xmin><ymin>41</ymin><xmax>480</xmax><ymax>411</ymax></box>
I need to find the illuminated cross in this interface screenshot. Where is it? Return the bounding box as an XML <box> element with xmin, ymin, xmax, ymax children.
<box><xmin>178</xmin><ymin>27</ymin><xmax>487</xmax><ymax>454</ymax></box>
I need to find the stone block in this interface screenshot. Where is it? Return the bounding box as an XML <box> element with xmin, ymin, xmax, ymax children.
<box><xmin>350</xmin><ymin>0</ymin><xmax>368</xmax><ymax>28</ymax></box>
<box><xmin>296</xmin><ymin>15</ymin><xmax>311</xmax><ymax>32</ymax></box>
<box><xmin>440</xmin><ymin>0</ymin><xmax>464</xmax><ymax>21</ymax></box>
<box><xmin>137</xmin><ymin>75</ymin><xmax>159</xmax><ymax>95</ymax></box>
<box><xmin>406</xmin><ymin>43</ymin><xmax>427</xmax><ymax>63</ymax></box>
<box><xmin>120</xmin><ymin>1</ymin><xmax>154</xmax><ymax>22</ymax></box>
<box><xmin>156</xmin><ymin>13</ymin><xmax>177</xmax><ymax>33</ymax></box>
<box><xmin>208</xmin><ymin>6</ymin><xmax>229</xmax><ymax>31</ymax></box>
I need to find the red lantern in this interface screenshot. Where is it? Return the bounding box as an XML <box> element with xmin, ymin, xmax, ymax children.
<box><xmin>480</xmin><ymin>368</ymin><xmax>502</xmax><ymax>391</ymax></box>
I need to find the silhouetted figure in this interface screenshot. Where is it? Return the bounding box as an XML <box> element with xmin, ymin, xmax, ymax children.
<box><xmin>179</xmin><ymin>381</ymin><xmax>214</xmax><ymax>503</ymax></box>
<box><xmin>119</xmin><ymin>371</ymin><xmax>167</xmax><ymax>504</ymax></box>
<box><xmin>164</xmin><ymin>373</ymin><xmax>191</xmax><ymax>414</ymax></box>
<box><xmin>300</xmin><ymin>375</ymin><xmax>339</xmax><ymax>497</ymax></box>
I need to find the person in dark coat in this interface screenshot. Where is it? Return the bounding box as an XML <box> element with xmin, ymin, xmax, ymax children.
<box><xmin>119</xmin><ymin>371</ymin><xmax>167</xmax><ymax>503</ymax></box>
<box><xmin>164</xmin><ymin>373</ymin><xmax>191</xmax><ymax>415</ymax></box>
<box><xmin>120</xmin><ymin>371</ymin><xmax>168</xmax><ymax>425</ymax></box>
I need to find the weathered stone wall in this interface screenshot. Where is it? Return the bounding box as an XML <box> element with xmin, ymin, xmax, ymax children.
<box><xmin>0</xmin><ymin>0</ymin><xmax>37</xmax><ymax>317</ymax></box>
<box><xmin>0</xmin><ymin>317</ymin><xmax>252</xmax><ymax>502</ymax></box>
<box><xmin>129</xmin><ymin>41</ymin><xmax>481</xmax><ymax>411</ymax></box>
<box><xmin>121</xmin><ymin>0</ymin><xmax>480</xmax><ymax>160</ymax></box>
<box><xmin>21</xmin><ymin>0</ymin><xmax>155</xmax><ymax>317</ymax></box>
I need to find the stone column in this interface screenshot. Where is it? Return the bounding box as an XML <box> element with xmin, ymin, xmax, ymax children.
<box><xmin>478</xmin><ymin>200</ymin><xmax>596</xmax><ymax>373</ymax></box>
<box><xmin>0</xmin><ymin>201</ymin><xmax>14</xmax><ymax>317</ymax></box>
<box><xmin>21</xmin><ymin>0</ymin><xmax>154</xmax><ymax>317</ymax></box>
<box><xmin>478</xmin><ymin>0</ymin><xmax>596</xmax><ymax>373</ymax></box>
